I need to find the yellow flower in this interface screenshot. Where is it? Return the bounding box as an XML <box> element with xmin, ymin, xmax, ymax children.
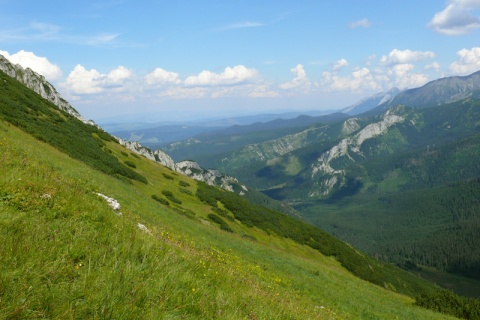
<box><xmin>192</xmin><ymin>288</ymin><xmax>196</xmax><ymax>292</ymax></box>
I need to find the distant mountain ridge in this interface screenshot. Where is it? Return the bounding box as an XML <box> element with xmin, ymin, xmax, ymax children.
<box><xmin>375</xmin><ymin>70</ymin><xmax>480</xmax><ymax>112</ymax></box>
<box><xmin>191</xmin><ymin>69</ymin><xmax>480</xmax><ymax>285</ymax></box>
<box><xmin>341</xmin><ymin>87</ymin><xmax>401</xmax><ymax>115</ymax></box>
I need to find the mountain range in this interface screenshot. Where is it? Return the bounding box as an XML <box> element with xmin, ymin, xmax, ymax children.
<box><xmin>153</xmin><ymin>69</ymin><xmax>480</xmax><ymax>297</ymax></box>
<box><xmin>1</xmin><ymin>52</ymin><xmax>479</xmax><ymax>319</ymax></box>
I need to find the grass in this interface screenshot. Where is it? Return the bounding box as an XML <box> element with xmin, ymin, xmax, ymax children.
<box><xmin>0</xmin><ymin>119</ymin><xmax>458</xmax><ymax>319</ymax></box>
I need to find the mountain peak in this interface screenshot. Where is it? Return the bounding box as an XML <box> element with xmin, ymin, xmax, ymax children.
<box><xmin>0</xmin><ymin>54</ymin><xmax>94</xmax><ymax>126</ymax></box>
<box><xmin>380</xmin><ymin>69</ymin><xmax>480</xmax><ymax>110</ymax></box>
<box><xmin>341</xmin><ymin>87</ymin><xmax>402</xmax><ymax>115</ymax></box>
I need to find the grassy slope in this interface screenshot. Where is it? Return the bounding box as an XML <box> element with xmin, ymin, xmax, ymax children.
<box><xmin>0</xmin><ymin>122</ymin><xmax>455</xmax><ymax>319</ymax></box>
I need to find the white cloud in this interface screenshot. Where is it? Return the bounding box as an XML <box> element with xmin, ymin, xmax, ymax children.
<box><xmin>380</xmin><ymin>49</ymin><xmax>436</xmax><ymax>65</ymax></box>
<box><xmin>30</xmin><ymin>22</ymin><xmax>61</xmax><ymax>40</ymax></box>
<box><xmin>247</xmin><ymin>84</ymin><xmax>279</xmax><ymax>98</ymax></box>
<box><xmin>425</xmin><ymin>62</ymin><xmax>441</xmax><ymax>72</ymax></box>
<box><xmin>320</xmin><ymin>50</ymin><xmax>434</xmax><ymax>92</ymax></box>
<box><xmin>279</xmin><ymin>64</ymin><xmax>311</xmax><ymax>92</ymax></box>
<box><xmin>83</xmin><ymin>33</ymin><xmax>120</xmax><ymax>46</ymax></box>
<box><xmin>155</xmin><ymin>87</ymin><xmax>207</xmax><ymax>99</ymax></box>
<box><xmin>321</xmin><ymin>67</ymin><xmax>380</xmax><ymax>92</ymax></box>
<box><xmin>143</xmin><ymin>65</ymin><xmax>272</xmax><ymax>99</ymax></box>
<box><xmin>0</xmin><ymin>50</ymin><xmax>62</xmax><ymax>81</ymax></box>
<box><xmin>350</xmin><ymin>18</ymin><xmax>371</xmax><ymax>29</ymax></box>
<box><xmin>449</xmin><ymin>47</ymin><xmax>480</xmax><ymax>75</ymax></box>
<box><xmin>145</xmin><ymin>68</ymin><xmax>181</xmax><ymax>86</ymax></box>
<box><xmin>224</xmin><ymin>21</ymin><xmax>265</xmax><ymax>30</ymax></box>
<box><xmin>184</xmin><ymin>65</ymin><xmax>257</xmax><ymax>86</ymax></box>
<box><xmin>107</xmin><ymin>66</ymin><xmax>132</xmax><ymax>85</ymax></box>
<box><xmin>429</xmin><ymin>0</ymin><xmax>480</xmax><ymax>35</ymax></box>
<box><xmin>64</xmin><ymin>65</ymin><xmax>105</xmax><ymax>95</ymax></box>
<box><xmin>333</xmin><ymin>59</ymin><xmax>349</xmax><ymax>71</ymax></box>
<box><xmin>63</xmin><ymin>64</ymin><xmax>133</xmax><ymax>95</ymax></box>
<box><xmin>386</xmin><ymin>64</ymin><xmax>429</xmax><ymax>88</ymax></box>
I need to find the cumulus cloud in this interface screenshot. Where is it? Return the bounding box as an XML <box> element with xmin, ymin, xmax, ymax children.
<box><xmin>350</xmin><ymin>18</ymin><xmax>371</xmax><ymax>29</ymax></box>
<box><xmin>321</xmin><ymin>67</ymin><xmax>380</xmax><ymax>92</ymax></box>
<box><xmin>380</xmin><ymin>49</ymin><xmax>436</xmax><ymax>65</ymax></box>
<box><xmin>449</xmin><ymin>47</ymin><xmax>480</xmax><ymax>74</ymax></box>
<box><xmin>0</xmin><ymin>50</ymin><xmax>62</xmax><ymax>81</ymax></box>
<box><xmin>145</xmin><ymin>68</ymin><xmax>181</xmax><ymax>86</ymax></box>
<box><xmin>333</xmin><ymin>59</ymin><xmax>349</xmax><ymax>71</ymax></box>
<box><xmin>63</xmin><ymin>64</ymin><xmax>133</xmax><ymax>95</ymax></box>
<box><xmin>279</xmin><ymin>64</ymin><xmax>311</xmax><ymax>91</ymax></box>
<box><xmin>429</xmin><ymin>0</ymin><xmax>480</xmax><ymax>35</ymax></box>
<box><xmin>107</xmin><ymin>66</ymin><xmax>132</xmax><ymax>85</ymax></box>
<box><xmin>386</xmin><ymin>64</ymin><xmax>429</xmax><ymax>88</ymax></box>
<box><xmin>425</xmin><ymin>62</ymin><xmax>441</xmax><ymax>72</ymax></box>
<box><xmin>184</xmin><ymin>65</ymin><xmax>257</xmax><ymax>86</ymax></box>
<box><xmin>320</xmin><ymin>48</ymin><xmax>436</xmax><ymax>92</ymax></box>
<box><xmin>142</xmin><ymin>65</ymin><xmax>272</xmax><ymax>99</ymax></box>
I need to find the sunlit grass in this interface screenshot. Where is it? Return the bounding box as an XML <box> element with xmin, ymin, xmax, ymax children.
<box><xmin>0</xmin><ymin>120</ymin><xmax>455</xmax><ymax>319</ymax></box>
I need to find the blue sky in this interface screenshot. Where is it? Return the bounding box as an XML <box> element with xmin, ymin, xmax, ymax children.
<box><xmin>1</xmin><ymin>0</ymin><xmax>480</xmax><ymax>122</ymax></box>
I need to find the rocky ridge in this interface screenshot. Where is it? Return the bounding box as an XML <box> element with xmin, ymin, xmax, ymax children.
<box><xmin>380</xmin><ymin>70</ymin><xmax>480</xmax><ymax>111</ymax></box>
<box><xmin>219</xmin><ymin>125</ymin><xmax>331</xmax><ymax>170</ymax></box>
<box><xmin>0</xmin><ymin>53</ymin><xmax>244</xmax><ymax>195</ymax></box>
<box><xmin>0</xmin><ymin>54</ymin><xmax>94</xmax><ymax>126</ymax></box>
<box><xmin>309</xmin><ymin>109</ymin><xmax>405</xmax><ymax>196</ymax></box>
<box><xmin>341</xmin><ymin>87</ymin><xmax>401</xmax><ymax>115</ymax></box>
<box><xmin>117</xmin><ymin>138</ymin><xmax>247</xmax><ymax>194</ymax></box>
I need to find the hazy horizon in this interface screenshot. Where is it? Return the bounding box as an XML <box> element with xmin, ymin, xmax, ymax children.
<box><xmin>1</xmin><ymin>1</ymin><xmax>480</xmax><ymax>123</ymax></box>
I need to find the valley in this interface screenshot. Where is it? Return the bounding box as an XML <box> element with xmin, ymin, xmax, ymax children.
<box><xmin>144</xmin><ymin>71</ymin><xmax>480</xmax><ymax>300</ymax></box>
<box><xmin>1</xmin><ymin>54</ymin><xmax>479</xmax><ymax>319</ymax></box>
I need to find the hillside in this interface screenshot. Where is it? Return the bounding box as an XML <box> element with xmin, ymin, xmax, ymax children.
<box><xmin>0</xmin><ymin>65</ymin><xmax>471</xmax><ymax>318</ymax></box>
<box><xmin>166</xmin><ymin>70</ymin><xmax>480</xmax><ymax>296</ymax></box>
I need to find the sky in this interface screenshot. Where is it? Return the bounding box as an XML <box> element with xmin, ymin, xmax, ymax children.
<box><xmin>1</xmin><ymin>0</ymin><xmax>480</xmax><ymax>123</ymax></box>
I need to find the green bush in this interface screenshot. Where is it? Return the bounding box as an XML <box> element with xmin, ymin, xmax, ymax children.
<box><xmin>179</xmin><ymin>181</ymin><xmax>190</xmax><ymax>187</ymax></box>
<box><xmin>207</xmin><ymin>214</ymin><xmax>233</xmax><ymax>232</ymax></box>
<box><xmin>416</xmin><ymin>290</ymin><xmax>480</xmax><ymax>320</ymax></box>
<box><xmin>124</xmin><ymin>160</ymin><xmax>136</xmax><ymax>168</ymax></box>
<box><xmin>151</xmin><ymin>194</ymin><xmax>169</xmax><ymax>206</ymax></box>
<box><xmin>162</xmin><ymin>173</ymin><xmax>174</xmax><ymax>180</ymax></box>
<box><xmin>179</xmin><ymin>188</ymin><xmax>193</xmax><ymax>196</ymax></box>
<box><xmin>161</xmin><ymin>190</ymin><xmax>182</xmax><ymax>204</ymax></box>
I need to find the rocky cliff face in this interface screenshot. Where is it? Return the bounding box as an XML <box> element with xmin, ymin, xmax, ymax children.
<box><xmin>117</xmin><ymin>138</ymin><xmax>176</xmax><ymax>170</ymax></box>
<box><xmin>219</xmin><ymin>125</ymin><xmax>330</xmax><ymax>172</ymax></box>
<box><xmin>117</xmin><ymin>137</ymin><xmax>247</xmax><ymax>194</ymax></box>
<box><xmin>0</xmin><ymin>54</ymin><xmax>94</xmax><ymax>126</ymax></box>
<box><xmin>309</xmin><ymin>108</ymin><xmax>405</xmax><ymax>196</ymax></box>
<box><xmin>175</xmin><ymin>160</ymin><xmax>247</xmax><ymax>194</ymax></box>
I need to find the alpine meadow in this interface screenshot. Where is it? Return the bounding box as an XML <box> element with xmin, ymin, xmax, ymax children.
<box><xmin>2</xmin><ymin>1</ymin><xmax>480</xmax><ymax>319</ymax></box>
<box><xmin>1</xmin><ymin>47</ymin><xmax>480</xmax><ymax>320</ymax></box>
